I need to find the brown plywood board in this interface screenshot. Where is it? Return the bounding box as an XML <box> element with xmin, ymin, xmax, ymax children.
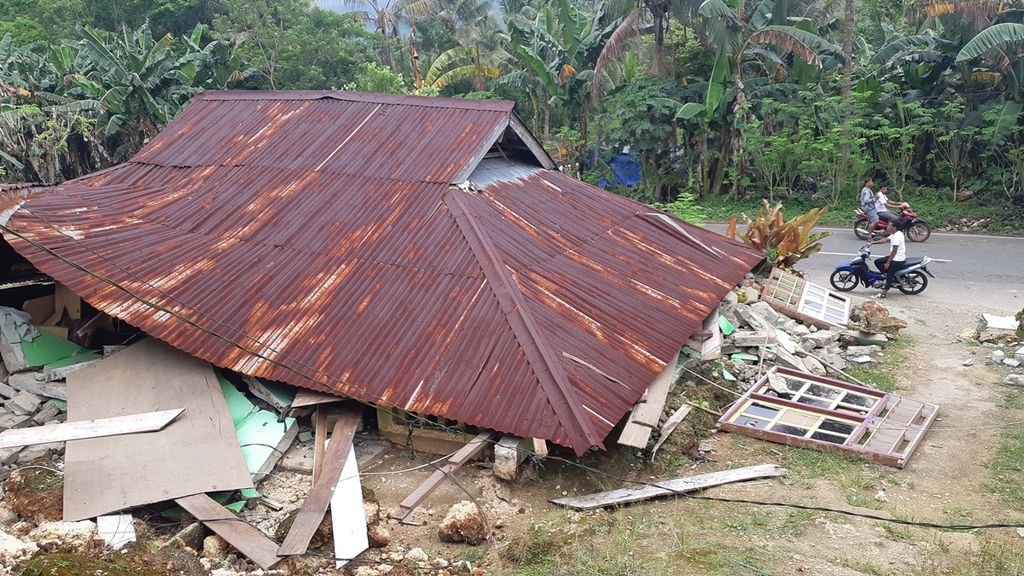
<box><xmin>63</xmin><ymin>338</ymin><xmax>253</xmax><ymax>521</ymax></box>
<box><xmin>176</xmin><ymin>493</ymin><xmax>281</xmax><ymax>569</ymax></box>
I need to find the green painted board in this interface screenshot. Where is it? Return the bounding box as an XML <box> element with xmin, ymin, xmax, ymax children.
<box><xmin>20</xmin><ymin>332</ymin><xmax>93</xmax><ymax>368</ymax></box>
<box><xmin>218</xmin><ymin>374</ymin><xmax>296</xmax><ymax>479</ymax></box>
<box><xmin>161</xmin><ymin>491</ymin><xmax>245</xmax><ymax>518</ymax></box>
<box><xmin>722</xmin><ymin>368</ymin><xmax>737</xmax><ymax>382</ymax></box>
<box><xmin>730</xmin><ymin>353</ymin><xmax>759</xmax><ymax>362</ymax></box>
<box><xmin>719</xmin><ymin>316</ymin><xmax>736</xmax><ymax>336</ymax></box>
<box><xmin>43</xmin><ymin>351</ymin><xmax>101</xmax><ymax>370</ymax></box>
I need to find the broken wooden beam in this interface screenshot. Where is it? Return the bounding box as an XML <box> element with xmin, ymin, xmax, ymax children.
<box><xmin>175</xmin><ymin>493</ymin><xmax>281</xmax><ymax>569</ymax></box>
<box><xmin>618</xmin><ymin>356</ymin><xmax>677</xmax><ymax>449</ymax></box>
<box><xmin>650</xmin><ymin>404</ymin><xmax>693</xmax><ymax>459</ymax></box>
<box><xmin>0</xmin><ymin>408</ymin><xmax>183</xmax><ymax>449</ymax></box>
<box><xmin>551</xmin><ymin>464</ymin><xmax>787</xmax><ymax>510</ymax></box>
<box><xmin>391</xmin><ymin>430</ymin><xmax>495</xmax><ymax>521</ymax></box>
<box><xmin>278</xmin><ymin>404</ymin><xmax>362</xmax><ymax>556</ymax></box>
<box><xmin>331</xmin><ymin>446</ymin><xmax>368</xmax><ymax>568</ymax></box>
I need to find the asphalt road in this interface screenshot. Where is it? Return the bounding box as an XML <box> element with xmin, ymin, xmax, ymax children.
<box><xmin>704</xmin><ymin>224</ymin><xmax>1024</xmax><ymax>314</ymax></box>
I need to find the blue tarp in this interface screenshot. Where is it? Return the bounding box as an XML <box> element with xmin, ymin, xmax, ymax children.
<box><xmin>596</xmin><ymin>152</ymin><xmax>642</xmax><ymax>189</ymax></box>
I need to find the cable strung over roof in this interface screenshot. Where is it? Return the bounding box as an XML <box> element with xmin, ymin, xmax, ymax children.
<box><xmin>0</xmin><ymin>91</ymin><xmax>761</xmax><ymax>455</ymax></box>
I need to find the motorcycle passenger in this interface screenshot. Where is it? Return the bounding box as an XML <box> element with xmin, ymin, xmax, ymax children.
<box><xmin>870</xmin><ymin>220</ymin><xmax>907</xmax><ymax>299</ymax></box>
<box><xmin>871</xmin><ymin>186</ymin><xmax>901</xmax><ymax>235</ymax></box>
<box><xmin>860</xmin><ymin>178</ymin><xmax>878</xmax><ymax>232</ymax></box>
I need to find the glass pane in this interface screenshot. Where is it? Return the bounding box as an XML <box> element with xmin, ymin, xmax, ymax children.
<box><xmin>811</xmin><ymin>431</ymin><xmax>846</xmax><ymax>444</ymax></box>
<box><xmin>744</xmin><ymin>403</ymin><xmax>780</xmax><ymax>419</ymax></box>
<box><xmin>772</xmin><ymin>424</ymin><xmax>809</xmax><ymax>436</ymax></box>
<box><xmin>819</xmin><ymin>420</ymin><xmax>856</xmax><ymax>435</ymax></box>
<box><xmin>807</xmin><ymin>384</ymin><xmax>842</xmax><ymax>400</ymax></box>
<box><xmin>734</xmin><ymin>415</ymin><xmax>770</xmax><ymax>429</ymax></box>
<box><xmin>840</xmin><ymin>393</ymin><xmax>876</xmax><ymax>409</ymax></box>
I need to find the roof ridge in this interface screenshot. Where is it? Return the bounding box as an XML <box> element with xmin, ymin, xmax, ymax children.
<box><xmin>444</xmin><ymin>188</ymin><xmax>602</xmax><ymax>455</ymax></box>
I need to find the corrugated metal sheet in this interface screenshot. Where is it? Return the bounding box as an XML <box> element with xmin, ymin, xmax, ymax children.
<box><xmin>0</xmin><ymin>91</ymin><xmax>761</xmax><ymax>455</ymax></box>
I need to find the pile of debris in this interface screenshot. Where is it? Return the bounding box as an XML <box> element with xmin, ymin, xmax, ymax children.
<box><xmin>714</xmin><ymin>274</ymin><xmax>904</xmax><ymax>389</ymax></box>
<box><xmin>0</xmin><ymin>295</ymin><xmax>509</xmax><ymax>575</ymax></box>
<box><xmin>968</xmin><ymin>311</ymin><xmax>1024</xmax><ymax>387</ymax></box>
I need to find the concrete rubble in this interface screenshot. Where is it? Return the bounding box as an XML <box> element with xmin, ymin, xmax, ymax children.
<box><xmin>711</xmin><ymin>285</ymin><xmax>906</xmax><ymax>390</ymax></box>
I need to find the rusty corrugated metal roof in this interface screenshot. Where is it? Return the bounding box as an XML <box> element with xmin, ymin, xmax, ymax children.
<box><xmin>0</xmin><ymin>91</ymin><xmax>761</xmax><ymax>455</ymax></box>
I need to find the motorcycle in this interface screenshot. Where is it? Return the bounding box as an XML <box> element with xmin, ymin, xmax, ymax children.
<box><xmin>829</xmin><ymin>245</ymin><xmax>935</xmax><ymax>295</ymax></box>
<box><xmin>853</xmin><ymin>202</ymin><xmax>931</xmax><ymax>242</ymax></box>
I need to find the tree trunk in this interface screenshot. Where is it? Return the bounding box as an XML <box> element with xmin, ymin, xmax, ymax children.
<box><xmin>841</xmin><ymin>0</ymin><xmax>855</xmax><ymax>99</ymax></box>
<box><xmin>647</xmin><ymin>0</ymin><xmax>669</xmax><ymax>78</ymax></box>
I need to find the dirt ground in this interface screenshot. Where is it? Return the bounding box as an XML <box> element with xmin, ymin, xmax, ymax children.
<box><xmin>332</xmin><ymin>296</ymin><xmax>1024</xmax><ymax>576</ymax></box>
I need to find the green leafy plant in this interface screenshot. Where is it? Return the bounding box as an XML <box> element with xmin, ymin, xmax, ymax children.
<box><xmin>726</xmin><ymin>199</ymin><xmax>830</xmax><ymax>269</ymax></box>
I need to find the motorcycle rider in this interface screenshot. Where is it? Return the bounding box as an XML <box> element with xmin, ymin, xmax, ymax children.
<box><xmin>859</xmin><ymin>178</ymin><xmax>879</xmax><ymax>233</ymax></box>
<box><xmin>870</xmin><ymin>220</ymin><xmax>907</xmax><ymax>299</ymax></box>
<box><xmin>871</xmin><ymin>186</ymin><xmax>901</xmax><ymax>235</ymax></box>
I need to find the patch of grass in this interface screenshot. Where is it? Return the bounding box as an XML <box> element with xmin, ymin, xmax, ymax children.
<box><xmin>912</xmin><ymin>539</ymin><xmax>1024</xmax><ymax>576</ymax></box>
<box><xmin>845</xmin><ymin>492</ymin><xmax>882</xmax><ymax>510</ymax></box>
<box><xmin>777</xmin><ymin>445</ymin><xmax>864</xmax><ymax>483</ymax></box>
<box><xmin>499</xmin><ymin>526</ymin><xmax>568</xmax><ymax>566</ymax></box>
<box><xmin>845</xmin><ymin>335</ymin><xmax>912</xmax><ymax>393</ymax></box>
<box><xmin>778</xmin><ymin>509</ymin><xmax>817</xmax><ymax>537</ymax></box>
<box><xmin>881</xmin><ymin>509</ymin><xmax>918</xmax><ymax>542</ymax></box>
<box><xmin>981</xmin><ymin>388</ymin><xmax>1024</xmax><ymax>512</ymax></box>
<box><xmin>842</xmin><ymin>559</ymin><xmax>890</xmax><ymax>576</ymax></box>
<box><xmin>20</xmin><ymin>553</ymin><xmax>166</xmax><ymax>576</ymax></box>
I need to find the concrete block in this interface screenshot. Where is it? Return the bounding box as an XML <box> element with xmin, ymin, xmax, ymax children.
<box><xmin>32</xmin><ymin>404</ymin><xmax>60</xmax><ymax>425</ymax></box>
<box><xmin>0</xmin><ymin>381</ymin><xmax>16</xmax><ymax>399</ymax></box>
<box><xmin>732</xmin><ymin>331</ymin><xmax>777</xmax><ymax>347</ymax></box>
<box><xmin>8</xmin><ymin>392</ymin><xmax>42</xmax><ymax>416</ymax></box>
<box><xmin>7</xmin><ymin>372</ymin><xmax>66</xmax><ymax>400</ymax></box>
<box><xmin>845</xmin><ymin>345</ymin><xmax>882</xmax><ymax>357</ymax></box>
<box><xmin>1005</xmin><ymin>358</ymin><xmax>1022</xmax><ymax>368</ymax></box>
<box><xmin>801</xmin><ymin>330</ymin><xmax>839</xmax><ymax>350</ymax></box>
<box><xmin>0</xmin><ymin>413</ymin><xmax>32</xmax><ymax>431</ymax></box>
<box><xmin>494</xmin><ymin>436</ymin><xmax>529</xmax><ymax>481</ymax></box>
<box><xmin>992</xmin><ymin>350</ymin><xmax>1007</xmax><ymax>363</ymax></box>
<box><xmin>749</xmin><ymin>301</ymin><xmax>780</xmax><ymax>326</ymax></box>
<box><xmin>0</xmin><ymin>446</ymin><xmax>23</xmax><ymax>466</ymax></box>
<box><xmin>735</xmin><ymin>305</ymin><xmax>775</xmax><ymax>332</ymax></box>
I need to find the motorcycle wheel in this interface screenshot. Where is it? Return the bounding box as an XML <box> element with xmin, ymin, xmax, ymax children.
<box><xmin>907</xmin><ymin>222</ymin><xmax>931</xmax><ymax>242</ymax></box>
<box><xmin>829</xmin><ymin>270</ymin><xmax>858</xmax><ymax>292</ymax></box>
<box><xmin>853</xmin><ymin>219</ymin><xmax>870</xmax><ymax>241</ymax></box>
<box><xmin>896</xmin><ymin>271</ymin><xmax>928</xmax><ymax>295</ymax></box>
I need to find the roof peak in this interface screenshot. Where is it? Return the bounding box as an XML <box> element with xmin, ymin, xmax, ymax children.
<box><xmin>197</xmin><ymin>90</ymin><xmax>516</xmax><ymax>113</ymax></box>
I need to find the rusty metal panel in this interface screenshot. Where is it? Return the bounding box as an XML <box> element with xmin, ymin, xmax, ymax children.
<box><xmin>1</xmin><ymin>92</ymin><xmax>760</xmax><ymax>455</ymax></box>
<box><xmin>132</xmin><ymin>93</ymin><xmax>509</xmax><ymax>184</ymax></box>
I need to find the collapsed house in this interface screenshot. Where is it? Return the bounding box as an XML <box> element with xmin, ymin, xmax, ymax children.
<box><xmin>0</xmin><ymin>91</ymin><xmax>762</xmax><ymax>457</ymax></box>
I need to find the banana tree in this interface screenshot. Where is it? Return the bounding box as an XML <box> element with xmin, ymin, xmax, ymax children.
<box><xmin>503</xmin><ymin>0</ymin><xmax>616</xmax><ymax>140</ymax></box>
<box><xmin>421</xmin><ymin>46</ymin><xmax>500</xmax><ymax>90</ymax></box>
<box><xmin>69</xmin><ymin>23</ymin><xmax>230</xmax><ymax>157</ymax></box>
<box><xmin>956</xmin><ymin>22</ymin><xmax>1024</xmax><ymax>99</ymax></box>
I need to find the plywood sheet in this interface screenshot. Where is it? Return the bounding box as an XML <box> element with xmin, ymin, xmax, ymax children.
<box><xmin>63</xmin><ymin>338</ymin><xmax>253</xmax><ymax>521</ymax></box>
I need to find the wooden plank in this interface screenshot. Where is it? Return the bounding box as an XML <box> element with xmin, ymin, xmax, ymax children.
<box><xmin>330</xmin><ymin>445</ymin><xmax>368</xmax><ymax>568</ymax></box>
<box><xmin>21</xmin><ymin>294</ymin><xmax>54</xmax><ymax>326</ymax></box>
<box><xmin>391</xmin><ymin>430</ymin><xmax>495</xmax><ymax>521</ymax></box>
<box><xmin>278</xmin><ymin>405</ymin><xmax>362</xmax><ymax>556</ymax></box>
<box><xmin>312</xmin><ymin>407</ymin><xmax>328</xmax><ymax>485</ymax></box>
<box><xmin>650</xmin><ymin>405</ymin><xmax>693</xmax><ymax>459</ymax></box>
<box><xmin>253</xmin><ymin>421</ymin><xmax>299</xmax><ymax>484</ymax></box>
<box><xmin>176</xmin><ymin>493</ymin><xmax>281</xmax><ymax>569</ymax></box>
<box><xmin>0</xmin><ymin>408</ymin><xmax>183</xmax><ymax>449</ymax></box>
<box><xmin>617</xmin><ymin>357</ymin><xmax>677</xmax><ymax>449</ymax></box>
<box><xmin>63</xmin><ymin>338</ymin><xmax>253</xmax><ymax>521</ymax></box>
<box><xmin>291</xmin><ymin>389</ymin><xmax>344</xmax><ymax>409</ymax></box>
<box><xmin>551</xmin><ymin>464</ymin><xmax>788</xmax><ymax>510</ymax></box>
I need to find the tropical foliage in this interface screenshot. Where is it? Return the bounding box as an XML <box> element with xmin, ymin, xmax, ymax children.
<box><xmin>726</xmin><ymin>200</ymin><xmax>830</xmax><ymax>269</ymax></box>
<box><xmin>1</xmin><ymin>0</ymin><xmax>1024</xmax><ymax>230</ymax></box>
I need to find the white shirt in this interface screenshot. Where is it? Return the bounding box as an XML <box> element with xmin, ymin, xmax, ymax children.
<box><xmin>889</xmin><ymin>230</ymin><xmax>906</xmax><ymax>262</ymax></box>
<box><xmin>874</xmin><ymin>191</ymin><xmax>889</xmax><ymax>212</ymax></box>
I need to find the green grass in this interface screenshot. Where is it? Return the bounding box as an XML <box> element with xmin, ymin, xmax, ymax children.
<box><xmin>845</xmin><ymin>335</ymin><xmax>912</xmax><ymax>393</ymax></box>
<box><xmin>695</xmin><ymin>186</ymin><xmax>1024</xmax><ymax>234</ymax></box>
<box><xmin>983</xmin><ymin>391</ymin><xmax>1024</xmax><ymax>512</ymax></box>
<box><xmin>881</xmin><ymin>509</ymin><xmax>918</xmax><ymax>542</ymax></box>
<box><xmin>912</xmin><ymin>539</ymin><xmax>1024</xmax><ymax>575</ymax></box>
